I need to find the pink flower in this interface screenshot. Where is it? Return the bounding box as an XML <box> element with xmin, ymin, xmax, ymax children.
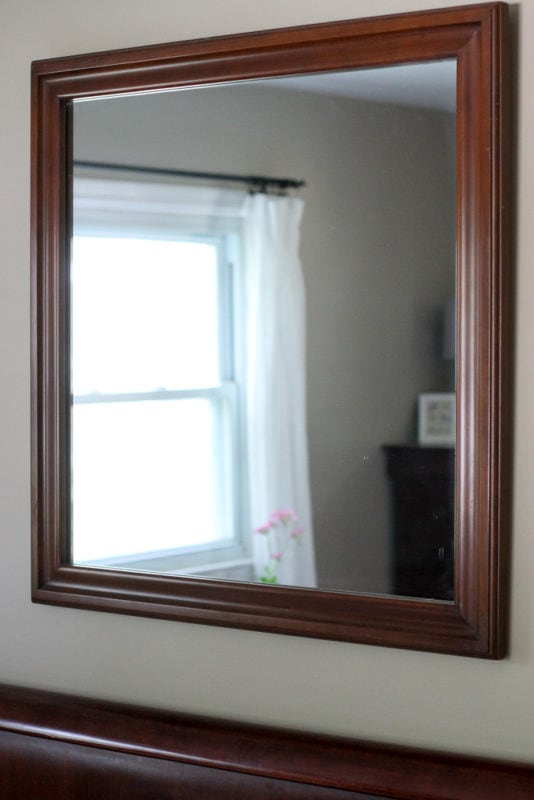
<box><xmin>270</xmin><ymin>551</ymin><xmax>283</xmax><ymax>561</ymax></box>
<box><xmin>254</xmin><ymin>524</ymin><xmax>271</xmax><ymax>535</ymax></box>
<box><xmin>269</xmin><ymin>509</ymin><xmax>297</xmax><ymax>526</ymax></box>
<box><xmin>290</xmin><ymin>527</ymin><xmax>304</xmax><ymax>539</ymax></box>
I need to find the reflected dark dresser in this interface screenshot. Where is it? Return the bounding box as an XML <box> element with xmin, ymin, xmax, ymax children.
<box><xmin>383</xmin><ymin>445</ymin><xmax>455</xmax><ymax>601</ymax></box>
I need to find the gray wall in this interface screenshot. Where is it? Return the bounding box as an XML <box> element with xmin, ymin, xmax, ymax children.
<box><xmin>74</xmin><ymin>83</ymin><xmax>455</xmax><ymax>593</ymax></box>
<box><xmin>0</xmin><ymin>0</ymin><xmax>531</xmax><ymax>766</ymax></box>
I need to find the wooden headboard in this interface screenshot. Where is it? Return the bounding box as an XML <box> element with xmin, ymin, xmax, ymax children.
<box><xmin>0</xmin><ymin>684</ymin><xmax>533</xmax><ymax>799</ymax></box>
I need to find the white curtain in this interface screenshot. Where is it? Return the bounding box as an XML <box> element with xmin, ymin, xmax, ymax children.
<box><xmin>243</xmin><ymin>193</ymin><xmax>317</xmax><ymax>588</ymax></box>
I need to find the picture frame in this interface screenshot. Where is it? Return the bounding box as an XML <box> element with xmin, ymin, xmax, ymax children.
<box><xmin>418</xmin><ymin>393</ymin><xmax>456</xmax><ymax>446</ymax></box>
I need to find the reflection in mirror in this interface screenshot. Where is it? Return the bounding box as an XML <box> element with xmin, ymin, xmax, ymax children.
<box><xmin>70</xmin><ymin>61</ymin><xmax>457</xmax><ymax>600</ymax></box>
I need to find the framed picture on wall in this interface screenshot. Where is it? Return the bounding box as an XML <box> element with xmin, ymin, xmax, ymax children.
<box><xmin>418</xmin><ymin>393</ymin><xmax>456</xmax><ymax>446</ymax></box>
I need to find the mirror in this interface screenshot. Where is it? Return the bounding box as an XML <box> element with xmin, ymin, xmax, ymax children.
<box><xmin>69</xmin><ymin>63</ymin><xmax>457</xmax><ymax>600</ymax></box>
<box><xmin>31</xmin><ymin>2</ymin><xmax>509</xmax><ymax>656</ymax></box>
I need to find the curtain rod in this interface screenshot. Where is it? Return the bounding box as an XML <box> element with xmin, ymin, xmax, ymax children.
<box><xmin>73</xmin><ymin>160</ymin><xmax>306</xmax><ymax>192</ymax></box>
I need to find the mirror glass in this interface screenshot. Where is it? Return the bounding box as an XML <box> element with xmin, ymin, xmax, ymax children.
<box><xmin>70</xmin><ymin>60</ymin><xmax>456</xmax><ymax>600</ymax></box>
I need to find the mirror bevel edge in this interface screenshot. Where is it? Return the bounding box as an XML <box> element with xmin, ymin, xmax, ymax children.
<box><xmin>30</xmin><ymin>2</ymin><xmax>510</xmax><ymax>657</ymax></box>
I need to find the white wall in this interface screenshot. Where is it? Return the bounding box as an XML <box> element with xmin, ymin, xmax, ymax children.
<box><xmin>0</xmin><ymin>0</ymin><xmax>530</xmax><ymax>764</ymax></box>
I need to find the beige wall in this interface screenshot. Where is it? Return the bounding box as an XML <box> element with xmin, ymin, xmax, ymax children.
<box><xmin>0</xmin><ymin>0</ymin><xmax>530</xmax><ymax>764</ymax></box>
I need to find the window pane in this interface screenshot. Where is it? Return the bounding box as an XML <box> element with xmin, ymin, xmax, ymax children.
<box><xmin>71</xmin><ymin>236</ymin><xmax>221</xmax><ymax>394</ymax></box>
<box><xmin>71</xmin><ymin>398</ymin><xmax>232</xmax><ymax>563</ymax></box>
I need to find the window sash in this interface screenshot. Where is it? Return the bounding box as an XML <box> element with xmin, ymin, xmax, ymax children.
<box><xmin>70</xmin><ymin>177</ymin><xmax>248</xmax><ymax>574</ymax></box>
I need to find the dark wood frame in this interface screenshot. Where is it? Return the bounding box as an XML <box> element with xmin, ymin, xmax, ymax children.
<box><xmin>1</xmin><ymin>683</ymin><xmax>533</xmax><ymax>799</ymax></box>
<box><xmin>31</xmin><ymin>3</ymin><xmax>510</xmax><ymax>657</ymax></box>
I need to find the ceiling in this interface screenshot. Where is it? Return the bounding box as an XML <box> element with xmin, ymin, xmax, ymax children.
<box><xmin>261</xmin><ymin>60</ymin><xmax>456</xmax><ymax>114</ymax></box>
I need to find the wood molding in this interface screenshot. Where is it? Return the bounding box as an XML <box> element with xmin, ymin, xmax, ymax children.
<box><xmin>0</xmin><ymin>684</ymin><xmax>533</xmax><ymax>799</ymax></box>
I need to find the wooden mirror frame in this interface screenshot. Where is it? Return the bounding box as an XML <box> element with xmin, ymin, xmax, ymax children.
<box><xmin>31</xmin><ymin>2</ymin><xmax>510</xmax><ymax>657</ymax></box>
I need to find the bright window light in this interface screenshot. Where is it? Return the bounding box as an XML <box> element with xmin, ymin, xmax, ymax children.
<box><xmin>71</xmin><ymin>236</ymin><xmax>220</xmax><ymax>395</ymax></box>
<box><xmin>70</xmin><ymin>233</ymin><xmax>239</xmax><ymax>566</ymax></box>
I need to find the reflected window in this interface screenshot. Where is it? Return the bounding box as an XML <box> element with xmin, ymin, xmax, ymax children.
<box><xmin>71</xmin><ymin>177</ymin><xmax>250</xmax><ymax>576</ymax></box>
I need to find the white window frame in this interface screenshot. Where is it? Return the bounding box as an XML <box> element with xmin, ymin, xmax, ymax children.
<box><xmin>71</xmin><ymin>173</ymin><xmax>251</xmax><ymax>577</ymax></box>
